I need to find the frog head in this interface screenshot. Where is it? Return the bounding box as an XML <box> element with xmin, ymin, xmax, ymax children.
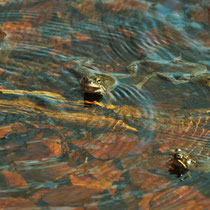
<box><xmin>80</xmin><ymin>73</ymin><xmax>117</xmax><ymax>96</ymax></box>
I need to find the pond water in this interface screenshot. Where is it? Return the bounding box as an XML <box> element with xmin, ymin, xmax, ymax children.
<box><xmin>0</xmin><ymin>0</ymin><xmax>209</xmax><ymax>209</ymax></box>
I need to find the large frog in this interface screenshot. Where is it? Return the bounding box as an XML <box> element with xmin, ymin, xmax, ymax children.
<box><xmin>72</xmin><ymin>59</ymin><xmax>133</xmax><ymax>102</ymax></box>
<box><xmin>127</xmin><ymin>57</ymin><xmax>209</xmax><ymax>90</ymax></box>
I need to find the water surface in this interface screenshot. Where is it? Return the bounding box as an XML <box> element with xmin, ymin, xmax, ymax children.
<box><xmin>0</xmin><ymin>0</ymin><xmax>209</xmax><ymax>209</ymax></box>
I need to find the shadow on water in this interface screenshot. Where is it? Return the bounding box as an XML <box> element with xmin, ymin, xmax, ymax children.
<box><xmin>0</xmin><ymin>0</ymin><xmax>209</xmax><ymax>208</ymax></box>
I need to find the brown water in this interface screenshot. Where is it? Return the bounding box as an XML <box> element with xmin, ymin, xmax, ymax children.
<box><xmin>0</xmin><ymin>0</ymin><xmax>209</xmax><ymax>209</ymax></box>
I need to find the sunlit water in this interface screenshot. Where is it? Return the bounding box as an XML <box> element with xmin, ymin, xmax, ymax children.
<box><xmin>0</xmin><ymin>0</ymin><xmax>209</xmax><ymax>208</ymax></box>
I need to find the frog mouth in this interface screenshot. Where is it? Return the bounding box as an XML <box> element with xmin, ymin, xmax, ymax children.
<box><xmin>83</xmin><ymin>83</ymin><xmax>105</xmax><ymax>95</ymax></box>
<box><xmin>176</xmin><ymin>159</ymin><xmax>188</xmax><ymax>169</ymax></box>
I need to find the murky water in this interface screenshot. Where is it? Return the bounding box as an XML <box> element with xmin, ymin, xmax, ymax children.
<box><xmin>0</xmin><ymin>0</ymin><xmax>209</xmax><ymax>208</ymax></box>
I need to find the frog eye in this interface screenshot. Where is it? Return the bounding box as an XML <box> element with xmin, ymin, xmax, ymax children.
<box><xmin>175</xmin><ymin>148</ymin><xmax>181</xmax><ymax>152</ymax></box>
<box><xmin>96</xmin><ymin>78</ymin><xmax>101</xmax><ymax>84</ymax></box>
<box><xmin>176</xmin><ymin>154</ymin><xmax>182</xmax><ymax>159</ymax></box>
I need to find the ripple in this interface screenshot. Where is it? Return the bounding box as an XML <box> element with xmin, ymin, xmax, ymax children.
<box><xmin>0</xmin><ymin>0</ymin><xmax>209</xmax><ymax>208</ymax></box>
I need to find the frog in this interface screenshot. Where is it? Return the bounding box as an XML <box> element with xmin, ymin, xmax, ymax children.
<box><xmin>79</xmin><ymin>73</ymin><xmax>117</xmax><ymax>96</ymax></box>
<box><xmin>127</xmin><ymin>56</ymin><xmax>209</xmax><ymax>90</ymax></box>
<box><xmin>168</xmin><ymin>148</ymin><xmax>210</xmax><ymax>181</ymax></box>
<box><xmin>169</xmin><ymin>148</ymin><xmax>197</xmax><ymax>179</ymax></box>
<box><xmin>72</xmin><ymin>58</ymin><xmax>133</xmax><ymax>102</ymax></box>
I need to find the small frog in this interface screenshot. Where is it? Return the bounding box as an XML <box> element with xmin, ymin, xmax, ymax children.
<box><xmin>127</xmin><ymin>57</ymin><xmax>209</xmax><ymax>90</ymax></box>
<box><xmin>169</xmin><ymin>148</ymin><xmax>198</xmax><ymax>180</ymax></box>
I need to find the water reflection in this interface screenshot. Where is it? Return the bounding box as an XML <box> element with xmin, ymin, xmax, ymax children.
<box><xmin>0</xmin><ymin>0</ymin><xmax>209</xmax><ymax>208</ymax></box>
